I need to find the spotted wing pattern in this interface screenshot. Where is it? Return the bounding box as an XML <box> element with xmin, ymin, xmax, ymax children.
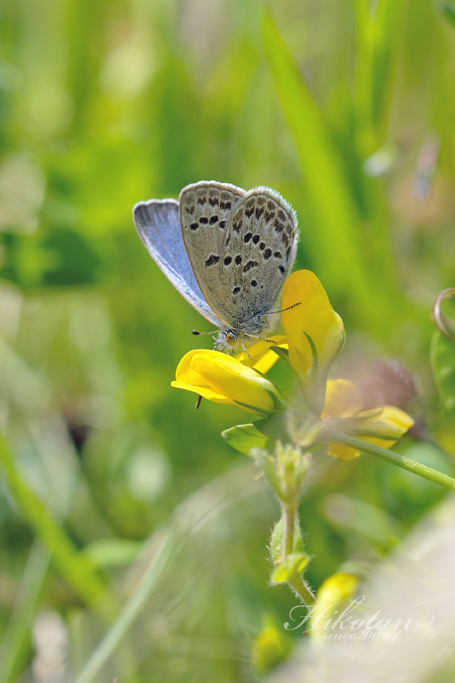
<box><xmin>179</xmin><ymin>181</ymin><xmax>245</xmax><ymax>325</ymax></box>
<box><xmin>220</xmin><ymin>187</ymin><xmax>298</xmax><ymax>325</ymax></box>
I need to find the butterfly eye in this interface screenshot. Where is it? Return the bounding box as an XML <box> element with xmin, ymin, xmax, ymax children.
<box><xmin>224</xmin><ymin>331</ymin><xmax>237</xmax><ymax>346</ymax></box>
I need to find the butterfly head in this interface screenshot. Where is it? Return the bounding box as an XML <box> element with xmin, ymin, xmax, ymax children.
<box><xmin>224</xmin><ymin>330</ymin><xmax>237</xmax><ymax>346</ymax></box>
<box><xmin>213</xmin><ymin>328</ymin><xmax>239</xmax><ymax>353</ymax></box>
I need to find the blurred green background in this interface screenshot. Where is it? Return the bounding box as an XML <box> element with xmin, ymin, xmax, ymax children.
<box><xmin>1</xmin><ymin>0</ymin><xmax>455</xmax><ymax>681</ymax></box>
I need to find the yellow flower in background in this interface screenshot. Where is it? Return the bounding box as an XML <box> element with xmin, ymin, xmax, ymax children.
<box><xmin>322</xmin><ymin>379</ymin><xmax>415</xmax><ymax>460</ymax></box>
<box><xmin>172</xmin><ymin>349</ymin><xmax>283</xmax><ymax>416</ymax></box>
<box><xmin>310</xmin><ymin>572</ymin><xmax>359</xmax><ymax>639</ymax></box>
<box><xmin>281</xmin><ymin>270</ymin><xmax>344</xmax><ymax>377</ymax></box>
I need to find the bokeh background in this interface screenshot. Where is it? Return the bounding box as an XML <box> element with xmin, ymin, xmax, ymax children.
<box><xmin>1</xmin><ymin>0</ymin><xmax>455</xmax><ymax>681</ymax></box>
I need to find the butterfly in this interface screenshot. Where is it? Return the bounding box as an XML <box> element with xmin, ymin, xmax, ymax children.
<box><xmin>133</xmin><ymin>181</ymin><xmax>299</xmax><ymax>353</ymax></box>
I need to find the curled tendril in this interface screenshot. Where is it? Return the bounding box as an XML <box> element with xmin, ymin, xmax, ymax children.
<box><xmin>433</xmin><ymin>288</ymin><xmax>455</xmax><ymax>345</ymax></box>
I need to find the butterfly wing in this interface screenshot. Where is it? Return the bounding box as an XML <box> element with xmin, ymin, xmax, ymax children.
<box><xmin>222</xmin><ymin>187</ymin><xmax>299</xmax><ymax>324</ymax></box>
<box><xmin>179</xmin><ymin>181</ymin><xmax>245</xmax><ymax>325</ymax></box>
<box><xmin>133</xmin><ymin>198</ymin><xmax>223</xmax><ymax>327</ymax></box>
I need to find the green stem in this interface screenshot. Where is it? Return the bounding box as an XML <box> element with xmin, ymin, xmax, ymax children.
<box><xmin>283</xmin><ymin>505</ymin><xmax>296</xmax><ymax>557</ymax></box>
<box><xmin>326</xmin><ymin>428</ymin><xmax>455</xmax><ymax>491</ymax></box>
<box><xmin>281</xmin><ymin>505</ymin><xmax>316</xmax><ymax>605</ymax></box>
<box><xmin>288</xmin><ymin>575</ymin><xmax>316</xmax><ymax>606</ymax></box>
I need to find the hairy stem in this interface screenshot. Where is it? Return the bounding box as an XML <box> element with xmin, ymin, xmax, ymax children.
<box><xmin>283</xmin><ymin>505</ymin><xmax>296</xmax><ymax>557</ymax></box>
<box><xmin>289</xmin><ymin>575</ymin><xmax>316</xmax><ymax>606</ymax></box>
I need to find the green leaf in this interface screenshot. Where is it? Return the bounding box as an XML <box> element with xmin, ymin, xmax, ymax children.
<box><xmin>254</xmin><ymin>412</ymin><xmax>299</xmax><ymax>442</ymax></box>
<box><xmin>431</xmin><ymin>329</ymin><xmax>455</xmax><ymax>428</ymax></box>
<box><xmin>271</xmin><ymin>554</ymin><xmax>308</xmax><ymax>584</ymax></box>
<box><xmin>221</xmin><ymin>423</ymin><xmax>275</xmax><ymax>454</ymax></box>
<box><xmin>270</xmin><ymin>518</ymin><xmax>284</xmax><ymax>563</ymax></box>
<box><xmin>262</xmin><ymin>10</ymin><xmax>381</xmax><ymax>329</ymax></box>
<box><xmin>441</xmin><ymin>2</ymin><xmax>455</xmax><ymax>27</ymax></box>
<box><xmin>270</xmin><ymin>516</ymin><xmax>305</xmax><ymax>564</ymax></box>
<box><xmin>0</xmin><ymin>229</ymin><xmax>103</xmax><ymax>290</ymax></box>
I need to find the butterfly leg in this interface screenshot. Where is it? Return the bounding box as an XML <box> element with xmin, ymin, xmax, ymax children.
<box><xmin>241</xmin><ymin>338</ymin><xmax>253</xmax><ymax>360</ymax></box>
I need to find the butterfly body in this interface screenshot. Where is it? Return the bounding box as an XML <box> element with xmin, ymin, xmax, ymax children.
<box><xmin>133</xmin><ymin>181</ymin><xmax>299</xmax><ymax>353</ymax></box>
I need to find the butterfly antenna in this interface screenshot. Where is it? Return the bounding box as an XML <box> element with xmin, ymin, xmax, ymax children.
<box><xmin>195</xmin><ymin>395</ymin><xmax>202</xmax><ymax>409</ymax></box>
<box><xmin>246</xmin><ymin>334</ymin><xmax>277</xmax><ymax>344</ymax></box>
<box><xmin>269</xmin><ymin>302</ymin><xmax>301</xmax><ymax>314</ymax></box>
<box><xmin>192</xmin><ymin>329</ymin><xmax>219</xmax><ymax>336</ymax></box>
<box><xmin>241</xmin><ymin>339</ymin><xmax>252</xmax><ymax>360</ymax></box>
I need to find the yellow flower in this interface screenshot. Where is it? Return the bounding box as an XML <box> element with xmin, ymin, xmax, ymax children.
<box><xmin>171</xmin><ymin>348</ymin><xmax>283</xmax><ymax>416</ymax></box>
<box><xmin>234</xmin><ymin>335</ymin><xmax>288</xmax><ymax>373</ymax></box>
<box><xmin>322</xmin><ymin>379</ymin><xmax>415</xmax><ymax>460</ymax></box>
<box><xmin>310</xmin><ymin>572</ymin><xmax>359</xmax><ymax>639</ymax></box>
<box><xmin>281</xmin><ymin>270</ymin><xmax>344</xmax><ymax>377</ymax></box>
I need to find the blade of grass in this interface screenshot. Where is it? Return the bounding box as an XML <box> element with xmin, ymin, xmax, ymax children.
<box><xmin>262</xmin><ymin>10</ymin><xmax>383</xmax><ymax>330</ymax></box>
<box><xmin>0</xmin><ymin>433</ymin><xmax>117</xmax><ymax>621</ymax></box>
<box><xmin>74</xmin><ymin>463</ymin><xmax>267</xmax><ymax>682</ymax></box>
<box><xmin>74</xmin><ymin>527</ymin><xmax>179</xmax><ymax>683</ymax></box>
<box><xmin>0</xmin><ymin>542</ymin><xmax>50</xmax><ymax>683</ymax></box>
<box><xmin>354</xmin><ymin>0</ymin><xmax>408</xmax><ymax>154</ymax></box>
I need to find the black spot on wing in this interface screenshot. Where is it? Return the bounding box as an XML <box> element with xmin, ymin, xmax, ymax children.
<box><xmin>245</xmin><ymin>202</ymin><xmax>254</xmax><ymax>218</ymax></box>
<box><xmin>205</xmin><ymin>254</ymin><xmax>220</xmax><ymax>267</ymax></box>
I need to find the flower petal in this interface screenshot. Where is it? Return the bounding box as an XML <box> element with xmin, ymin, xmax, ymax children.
<box><xmin>327</xmin><ymin>443</ymin><xmax>361</xmax><ymax>461</ymax></box>
<box><xmin>356</xmin><ymin>405</ymin><xmax>415</xmax><ymax>445</ymax></box>
<box><xmin>170</xmin><ymin>381</ymin><xmax>233</xmax><ymax>404</ymax></box>
<box><xmin>172</xmin><ymin>349</ymin><xmax>282</xmax><ymax>416</ymax></box>
<box><xmin>323</xmin><ymin>379</ymin><xmax>364</xmax><ymax>419</ymax></box>
<box><xmin>235</xmin><ymin>335</ymin><xmax>289</xmax><ymax>373</ymax></box>
<box><xmin>191</xmin><ymin>352</ymin><xmax>280</xmax><ymax>416</ymax></box>
<box><xmin>327</xmin><ymin>403</ymin><xmax>415</xmax><ymax>460</ymax></box>
<box><xmin>281</xmin><ymin>270</ymin><xmax>344</xmax><ymax>375</ymax></box>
